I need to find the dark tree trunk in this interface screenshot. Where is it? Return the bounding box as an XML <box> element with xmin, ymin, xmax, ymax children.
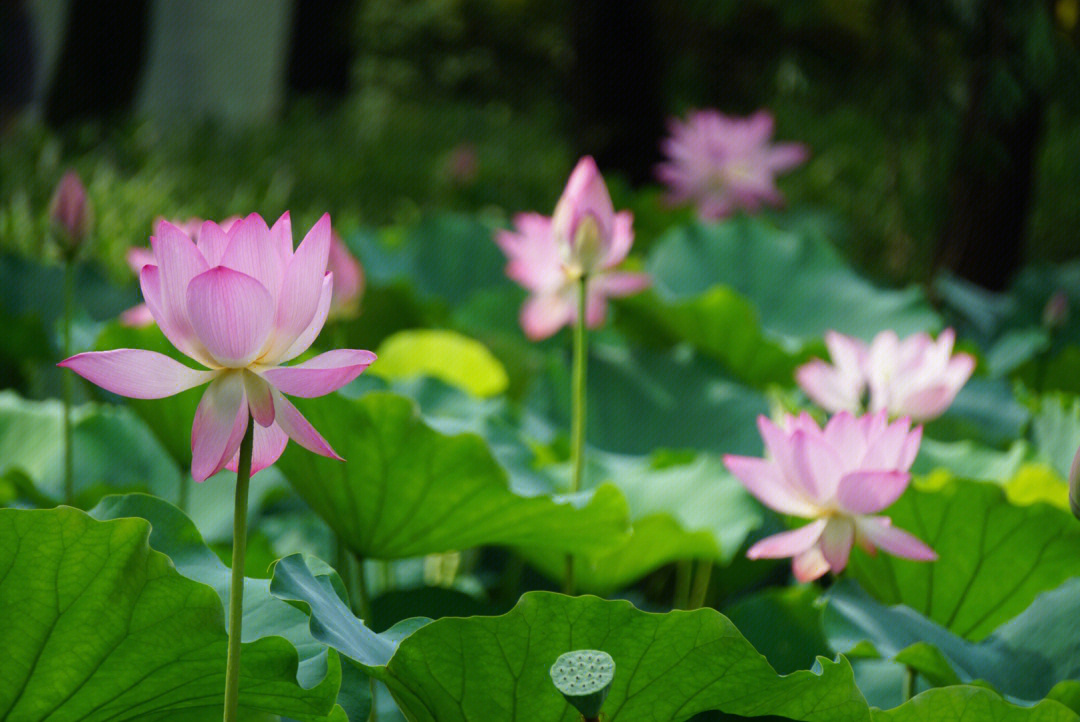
<box><xmin>45</xmin><ymin>0</ymin><xmax>151</xmax><ymax>125</ymax></box>
<box><xmin>567</xmin><ymin>0</ymin><xmax>666</xmax><ymax>185</ymax></box>
<box><xmin>287</xmin><ymin>0</ymin><xmax>357</xmax><ymax>99</ymax></box>
<box><xmin>936</xmin><ymin>0</ymin><xmax>1051</xmax><ymax>291</ymax></box>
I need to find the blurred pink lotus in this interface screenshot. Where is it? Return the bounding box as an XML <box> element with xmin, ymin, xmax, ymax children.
<box><xmin>50</xmin><ymin>170</ymin><xmax>90</xmax><ymax>251</ymax></box>
<box><xmin>326</xmin><ymin>231</ymin><xmax>365</xmax><ymax>319</ymax></box>
<box><xmin>657</xmin><ymin>109</ymin><xmax>808</xmax><ymax>220</ymax></box>
<box><xmin>62</xmin><ymin>213</ymin><xmax>375</xmax><ymax>482</ymax></box>
<box><xmin>797</xmin><ymin>329</ymin><xmax>975</xmax><ymax>423</ymax></box>
<box><xmin>725</xmin><ymin>410</ymin><xmax>936</xmax><ymax>582</ymax></box>
<box><xmin>495</xmin><ymin>157</ymin><xmax>649</xmax><ymax>340</ymax></box>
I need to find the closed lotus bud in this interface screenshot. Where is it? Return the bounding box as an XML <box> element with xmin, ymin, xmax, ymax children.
<box><xmin>551</xmin><ymin>157</ymin><xmax>616</xmax><ymax>278</ymax></box>
<box><xmin>49</xmin><ymin>170</ymin><xmax>90</xmax><ymax>252</ymax></box>
<box><xmin>1043</xmin><ymin>291</ymin><xmax>1069</xmax><ymax>330</ymax></box>
<box><xmin>1069</xmin><ymin>445</ymin><xmax>1080</xmax><ymax>521</ymax></box>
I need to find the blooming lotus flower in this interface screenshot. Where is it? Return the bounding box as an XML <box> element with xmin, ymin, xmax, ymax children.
<box><xmin>724</xmin><ymin>411</ymin><xmax>936</xmax><ymax>582</ymax></box>
<box><xmin>326</xmin><ymin>231</ymin><xmax>365</xmax><ymax>319</ymax></box>
<box><xmin>50</xmin><ymin>170</ymin><xmax>90</xmax><ymax>251</ymax></box>
<box><xmin>122</xmin><ymin>217</ymin><xmax>241</xmax><ymax>327</ymax></box>
<box><xmin>61</xmin><ymin>212</ymin><xmax>376</xmax><ymax>481</ymax></box>
<box><xmin>796</xmin><ymin>329</ymin><xmax>975</xmax><ymax>423</ymax></box>
<box><xmin>657</xmin><ymin>109</ymin><xmax>808</xmax><ymax>220</ymax></box>
<box><xmin>495</xmin><ymin>157</ymin><xmax>650</xmax><ymax>340</ymax></box>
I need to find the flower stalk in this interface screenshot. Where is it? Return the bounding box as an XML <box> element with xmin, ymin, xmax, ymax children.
<box><xmin>565</xmin><ymin>274</ymin><xmax>588</xmax><ymax>595</ymax></box>
<box><xmin>223</xmin><ymin>415</ymin><xmax>254</xmax><ymax>722</ymax></box>
<box><xmin>62</xmin><ymin>259</ymin><xmax>75</xmax><ymax>505</ymax></box>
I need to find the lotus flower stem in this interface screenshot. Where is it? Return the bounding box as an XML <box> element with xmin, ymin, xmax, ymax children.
<box><xmin>223</xmin><ymin>415</ymin><xmax>254</xmax><ymax>722</ymax></box>
<box><xmin>62</xmin><ymin>260</ymin><xmax>75</xmax><ymax>505</ymax></box>
<box><xmin>902</xmin><ymin>665</ymin><xmax>916</xmax><ymax>701</ymax></box>
<box><xmin>565</xmin><ymin>275</ymin><xmax>589</xmax><ymax>596</ymax></box>
<box><xmin>688</xmin><ymin>559</ymin><xmax>713</xmax><ymax>609</ymax></box>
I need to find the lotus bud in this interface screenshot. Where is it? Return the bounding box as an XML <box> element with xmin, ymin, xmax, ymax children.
<box><xmin>49</xmin><ymin>170</ymin><xmax>90</xmax><ymax>255</ymax></box>
<box><xmin>1043</xmin><ymin>291</ymin><xmax>1069</xmax><ymax>330</ymax></box>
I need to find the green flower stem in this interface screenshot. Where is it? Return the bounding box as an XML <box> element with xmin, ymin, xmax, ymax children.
<box><xmin>902</xmin><ymin>665</ymin><xmax>916</xmax><ymax>702</ymax></box>
<box><xmin>674</xmin><ymin>560</ymin><xmax>692</xmax><ymax>609</ymax></box>
<box><xmin>688</xmin><ymin>559</ymin><xmax>713</xmax><ymax>610</ymax></box>
<box><xmin>62</xmin><ymin>259</ymin><xmax>75</xmax><ymax>506</ymax></box>
<box><xmin>564</xmin><ymin>274</ymin><xmax>589</xmax><ymax>596</ymax></box>
<box><xmin>178</xmin><ymin>475</ymin><xmax>191</xmax><ymax>514</ymax></box>
<box><xmin>223</xmin><ymin>415</ymin><xmax>254</xmax><ymax>722</ymax></box>
<box><xmin>346</xmin><ymin>554</ymin><xmax>377</xmax><ymax>722</ymax></box>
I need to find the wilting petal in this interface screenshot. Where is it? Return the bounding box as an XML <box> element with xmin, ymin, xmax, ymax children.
<box><xmin>243</xmin><ymin>370</ymin><xmax>276</xmax><ymax>426</ymax></box>
<box><xmin>186</xmin><ymin>267</ymin><xmax>274</xmax><ymax>367</ymax></box>
<box><xmin>820</xmin><ymin>517</ymin><xmax>855</xmax><ymax>573</ymax></box>
<box><xmin>265</xmin><ymin>213</ymin><xmax>332</xmax><ymax>361</ymax></box>
<box><xmin>262</xmin><ymin>349</ymin><xmax>376</xmax><ymax>398</ymax></box>
<box><xmin>225</xmin><ymin>421</ymin><xmax>288</xmax><ymax>476</ymax></box>
<box><xmin>520</xmin><ymin>291</ymin><xmax>574</xmax><ymax>341</ymax></box>
<box><xmin>272</xmin><ymin>389</ymin><xmax>342</xmax><ymax>460</ymax></box>
<box><xmin>723</xmin><ymin>454</ymin><xmax>820</xmax><ymax>517</ymax></box>
<box><xmin>191</xmin><ymin>372</ymin><xmax>249</xmax><ymax>482</ymax></box>
<box><xmin>792</xmin><ymin>545</ymin><xmax>830</xmax><ymax>583</ymax></box>
<box><xmin>278</xmin><ymin>273</ymin><xmax>333</xmax><ymax>363</ymax></box>
<box><xmin>856</xmin><ymin>517</ymin><xmax>937</xmax><ymax>561</ymax></box>
<box><xmin>747</xmin><ymin>519</ymin><xmax>827</xmax><ymax>560</ymax></box>
<box><xmin>120</xmin><ymin>303</ymin><xmax>155</xmax><ymax>328</ymax></box>
<box><xmin>221</xmin><ymin>214</ymin><xmax>284</xmax><ymax>308</ymax></box>
<box><xmin>59</xmin><ymin>349</ymin><xmax>215</xmax><ymax>398</ymax></box>
<box><xmin>835</xmin><ymin>470</ymin><xmax>910</xmax><ymax>514</ymax></box>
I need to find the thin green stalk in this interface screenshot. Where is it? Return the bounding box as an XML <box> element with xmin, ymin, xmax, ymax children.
<box><xmin>902</xmin><ymin>665</ymin><xmax>916</xmax><ymax>702</ymax></box>
<box><xmin>673</xmin><ymin>560</ymin><xmax>692</xmax><ymax>610</ymax></box>
<box><xmin>62</xmin><ymin>260</ymin><xmax>74</xmax><ymax>506</ymax></box>
<box><xmin>178</xmin><ymin>475</ymin><xmax>191</xmax><ymax>514</ymax></box>
<box><xmin>348</xmin><ymin>554</ymin><xmax>377</xmax><ymax>722</ymax></box>
<box><xmin>223</xmin><ymin>416</ymin><xmax>255</xmax><ymax>722</ymax></box>
<box><xmin>564</xmin><ymin>274</ymin><xmax>588</xmax><ymax>596</ymax></box>
<box><xmin>688</xmin><ymin>559</ymin><xmax>713</xmax><ymax>610</ymax></box>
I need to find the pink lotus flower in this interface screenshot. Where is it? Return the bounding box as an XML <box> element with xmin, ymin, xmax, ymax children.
<box><xmin>122</xmin><ymin>217</ymin><xmax>241</xmax><ymax>327</ymax></box>
<box><xmin>725</xmin><ymin>411</ymin><xmax>936</xmax><ymax>582</ymax></box>
<box><xmin>495</xmin><ymin>157</ymin><xmax>650</xmax><ymax>340</ymax></box>
<box><xmin>326</xmin><ymin>231</ymin><xmax>365</xmax><ymax>319</ymax></box>
<box><xmin>657</xmin><ymin>109</ymin><xmax>808</xmax><ymax>220</ymax></box>
<box><xmin>61</xmin><ymin>213</ymin><xmax>376</xmax><ymax>482</ymax></box>
<box><xmin>796</xmin><ymin>329</ymin><xmax>975</xmax><ymax>423</ymax></box>
<box><xmin>50</xmin><ymin>170</ymin><xmax>90</xmax><ymax>250</ymax></box>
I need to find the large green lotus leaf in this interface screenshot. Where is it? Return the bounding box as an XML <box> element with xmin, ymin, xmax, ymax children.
<box><xmin>0</xmin><ymin>504</ymin><xmax>340</xmax><ymax>721</ymax></box>
<box><xmin>849</xmin><ymin>478</ymin><xmax>1080</xmax><ymax>641</ymax></box>
<box><xmin>270</xmin><ymin>564</ymin><xmax>873</xmax><ymax>722</ymax></box>
<box><xmin>824</xmin><ymin>578</ymin><xmax>1080</xmax><ymax>705</ymax></box>
<box><xmin>529</xmin><ymin>341</ymin><xmax>769</xmax><ymax>457</ymax></box>
<box><xmin>645</xmin><ymin>218</ymin><xmax>940</xmax><ymax>349</ymax></box>
<box><xmin>0</xmin><ymin>389</ymin><xmax>182</xmax><ymax>507</ymax></box>
<box><xmin>275</xmin><ymin>392</ymin><xmax>629</xmax><ymax>560</ymax></box>
<box><xmin>368</xmin><ymin>328</ymin><xmax>509</xmax><ymax>398</ymax></box>
<box><xmin>872</xmin><ymin>686</ymin><xmax>1079</xmax><ymax>722</ymax></box>
<box><xmin>722</xmin><ymin>585</ymin><xmax>833</xmax><ymax>676</ymax></box>
<box><xmin>912</xmin><ymin>438</ymin><xmax>1028</xmax><ymax>484</ymax></box>
<box><xmin>615</xmin><ymin>287</ymin><xmax>800</xmax><ymax>387</ymax></box>
<box><xmin>520</xmin><ymin>453</ymin><xmax>764</xmax><ymax>593</ymax></box>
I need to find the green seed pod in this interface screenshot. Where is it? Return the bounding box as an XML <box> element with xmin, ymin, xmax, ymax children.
<box><xmin>550</xmin><ymin>649</ymin><xmax>615</xmax><ymax>720</ymax></box>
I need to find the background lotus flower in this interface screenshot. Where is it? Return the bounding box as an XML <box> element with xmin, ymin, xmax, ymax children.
<box><xmin>657</xmin><ymin>109</ymin><xmax>808</xmax><ymax>220</ymax></box>
<box><xmin>326</xmin><ymin>230</ymin><xmax>365</xmax><ymax>319</ymax></box>
<box><xmin>61</xmin><ymin>212</ymin><xmax>376</xmax><ymax>482</ymax></box>
<box><xmin>49</xmin><ymin>170</ymin><xmax>90</xmax><ymax>252</ymax></box>
<box><xmin>796</xmin><ymin>329</ymin><xmax>975</xmax><ymax>423</ymax></box>
<box><xmin>496</xmin><ymin>158</ymin><xmax>650</xmax><ymax>340</ymax></box>
<box><xmin>724</xmin><ymin>411</ymin><xmax>936</xmax><ymax>582</ymax></box>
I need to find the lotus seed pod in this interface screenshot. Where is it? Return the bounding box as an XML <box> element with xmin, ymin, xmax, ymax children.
<box><xmin>550</xmin><ymin>649</ymin><xmax>614</xmax><ymax>720</ymax></box>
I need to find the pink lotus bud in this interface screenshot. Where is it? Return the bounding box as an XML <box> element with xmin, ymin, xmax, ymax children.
<box><xmin>1043</xmin><ymin>291</ymin><xmax>1069</xmax><ymax>329</ymax></box>
<box><xmin>551</xmin><ymin>157</ymin><xmax>617</xmax><ymax>277</ymax></box>
<box><xmin>49</xmin><ymin>170</ymin><xmax>90</xmax><ymax>251</ymax></box>
<box><xmin>445</xmin><ymin>143</ymin><xmax>478</xmax><ymax>186</ymax></box>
